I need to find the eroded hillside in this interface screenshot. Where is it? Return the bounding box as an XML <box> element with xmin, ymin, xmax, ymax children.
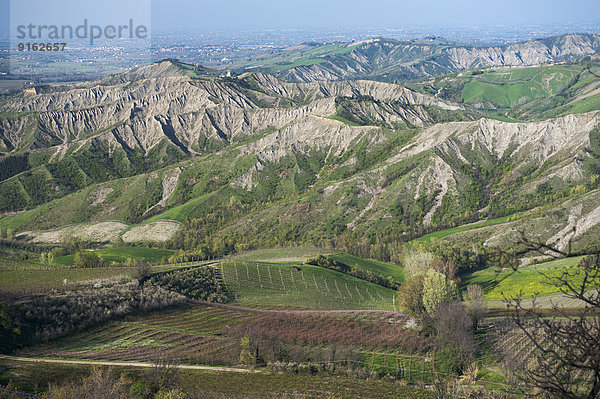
<box><xmin>0</xmin><ymin>60</ymin><xmax>599</xmax><ymax>251</ymax></box>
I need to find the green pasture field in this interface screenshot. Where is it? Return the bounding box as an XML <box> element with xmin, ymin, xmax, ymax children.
<box><xmin>413</xmin><ymin>214</ymin><xmax>515</xmax><ymax>243</ymax></box>
<box><xmin>146</xmin><ymin>192</ymin><xmax>214</xmax><ymax>223</ymax></box>
<box><xmin>53</xmin><ymin>247</ymin><xmax>175</xmax><ymax>266</ymax></box>
<box><xmin>461</xmin><ymin>65</ymin><xmax>580</xmax><ymax>108</ymax></box>
<box><xmin>0</xmin><ymin>260</ymin><xmax>184</xmax><ymax>296</ymax></box>
<box><xmin>461</xmin><ymin>256</ymin><xmax>592</xmax><ymax>300</ymax></box>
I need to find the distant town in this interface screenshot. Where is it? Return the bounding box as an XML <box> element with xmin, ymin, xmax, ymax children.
<box><xmin>1</xmin><ymin>23</ymin><xmax>600</xmax><ymax>88</ymax></box>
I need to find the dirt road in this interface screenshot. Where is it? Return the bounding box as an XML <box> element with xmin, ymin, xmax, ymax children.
<box><xmin>0</xmin><ymin>355</ymin><xmax>261</xmax><ymax>373</ymax></box>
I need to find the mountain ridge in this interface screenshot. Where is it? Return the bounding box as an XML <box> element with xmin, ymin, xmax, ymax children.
<box><xmin>0</xmin><ymin>57</ymin><xmax>598</xmax><ymax>254</ymax></box>
<box><xmin>239</xmin><ymin>33</ymin><xmax>600</xmax><ymax>83</ymax></box>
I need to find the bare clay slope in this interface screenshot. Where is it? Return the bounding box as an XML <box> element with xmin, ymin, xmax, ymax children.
<box><xmin>245</xmin><ymin>34</ymin><xmax>600</xmax><ymax>83</ymax></box>
<box><xmin>0</xmin><ymin>61</ymin><xmax>462</xmax><ymax>214</ymax></box>
<box><xmin>0</xmin><ymin>59</ymin><xmax>599</xmax><ymax>251</ymax></box>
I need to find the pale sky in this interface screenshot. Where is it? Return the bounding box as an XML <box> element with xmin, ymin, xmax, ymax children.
<box><xmin>1</xmin><ymin>0</ymin><xmax>599</xmax><ymax>34</ymax></box>
<box><xmin>150</xmin><ymin>0</ymin><xmax>600</xmax><ymax>31</ymax></box>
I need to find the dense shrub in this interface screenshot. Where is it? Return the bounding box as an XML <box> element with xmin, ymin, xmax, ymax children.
<box><xmin>60</xmin><ymin>235</ymin><xmax>88</xmax><ymax>253</ymax></box>
<box><xmin>43</xmin><ymin>366</ymin><xmax>130</xmax><ymax>399</ymax></box>
<box><xmin>146</xmin><ymin>266</ymin><xmax>229</xmax><ymax>303</ymax></box>
<box><xmin>0</xmin><ymin>302</ymin><xmax>21</xmax><ymax>353</ymax></box>
<box><xmin>397</xmin><ymin>275</ymin><xmax>425</xmax><ymax>316</ymax></box>
<box><xmin>0</xmin><ymin>153</ymin><xmax>29</xmax><ymax>182</ymax></box>
<box><xmin>12</xmin><ymin>282</ymin><xmax>187</xmax><ymax>343</ymax></box>
<box><xmin>0</xmin><ymin>180</ymin><xmax>28</xmax><ymax>211</ymax></box>
<box><xmin>74</xmin><ymin>251</ymin><xmax>105</xmax><ymax>268</ymax></box>
<box><xmin>585</xmin><ymin>125</ymin><xmax>600</xmax><ymax>175</ymax></box>
<box><xmin>433</xmin><ymin>302</ymin><xmax>476</xmax><ymax>376</ymax></box>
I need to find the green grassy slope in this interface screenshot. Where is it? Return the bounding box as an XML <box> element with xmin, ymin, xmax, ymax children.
<box><xmin>146</xmin><ymin>192</ymin><xmax>215</xmax><ymax>223</ymax></box>
<box><xmin>328</xmin><ymin>253</ymin><xmax>405</xmax><ymax>283</ymax></box>
<box><xmin>219</xmin><ymin>261</ymin><xmax>396</xmax><ymax>310</ymax></box>
<box><xmin>413</xmin><ymin>214</ymin><xmax>516</xmax><ymax>243</ymax></box>
<box><xmin>53</xmin><ymin>247</ymin><xmax>175</xmax><ymax>266</ymax></box>
<box><xmin>0</xmin><ymin>262</ymin><xmax>183</xmax><ymax>296</ymax></box>
<box><xmin>0</xmin><ymin>150</ymin><xmax>257</xmax><ymax>232</ymax></box>
<box><xmin>410</xmin><ymin>63</ymin><xmax>600</xmax><ymax>120</ymax></box>
<box><xmin>241</xmin><ymin>42</ymin><xmax>359</xmax><ymax>75</ymax></box>
<box><xmin>228</xmin><ymin>247</ymin><xmax>334</xmax><ymax>262</ymax></box>
<box><xmin>461</xmin><ymin>256</ymin><xmax>589</xmax><ymax>300</ymax></box>
<box><xmin>461</xmin><ymin>65</ymin><xmax>579</xmax><ymax>108</ymax></box>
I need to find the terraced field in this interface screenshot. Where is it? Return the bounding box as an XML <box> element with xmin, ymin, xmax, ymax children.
<box><xmin>218</xmin><ymin>261</ymin><xmax>396</xmax><ymax>310</ymax></box>
<box><xmin>492</xmin><ymin>326</ymin><xmax>594</xmax><ymax>392</ymax></box>
<box><xmin>228</xmin><ymin>247</ymin><xmax>334</xmax><ymax>263</ymax></box>
<box><xmin>23</xmin><ymin>305</ymin><xmax>249</xmax><ymax>366</ymax></box>
<box><xmin>0</xmin><ymin>259</ymin><xmax>198</xmax><ymax>296</ymax></box>
<box><xmin>21</xmin><ymin>304</ymin><xmax>428</xmax><ymax>368</ymax></box>
<box><xmin>0</xmin><ymin>360</ymin><xmax>435</xmax><ymax>399</ymax></box>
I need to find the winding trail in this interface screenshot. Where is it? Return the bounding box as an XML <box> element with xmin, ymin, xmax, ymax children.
<box><xmin>0</xmin><ymin>355</ymin><xmax>262</xmax><ymax>374</ymax></box>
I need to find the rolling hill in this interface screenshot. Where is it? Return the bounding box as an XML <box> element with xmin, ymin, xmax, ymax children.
<box><xmin>3</xmin><ymin>29</ymin><xmax>600</xmax><ymax>399</ymax></box>
<box><xmin>237</xmin><ymin>34</ymin><xmax>600</xmax><ymax>83</ymax></box>
<box><xmin>0</xmin><ymin>55</ymin><xmax>598</xmax><ymax>258</ymax></box>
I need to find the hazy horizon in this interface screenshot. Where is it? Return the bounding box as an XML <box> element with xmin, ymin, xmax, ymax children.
<box><xmin>153</xmin><ymin>0</ymin><xmax>600</xmax><ymax>31</ymax></box>
<box><xmin>1</xmin><ymin>0</ymin><xmax>599</xmax><ymax>35</ymax></box>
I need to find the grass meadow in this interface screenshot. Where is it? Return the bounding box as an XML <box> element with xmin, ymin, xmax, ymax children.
<box><xmin>53</xmin><ymin>247</ymin><xmax>175</xmax><ymax>267</ymax></box>
<box><xmin>461</xmin><ymin>256</ymin><xmax>591</xmax><ymax>300</ymax></box>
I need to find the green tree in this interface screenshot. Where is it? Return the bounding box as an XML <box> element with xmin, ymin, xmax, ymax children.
<box><xmin>74</xmin><ymin>251</ymin><xmax>102</xmax><ymax>268</ymax></box>
<box><xmin>463</xmin><ymin>284</ymin><xmax>486</xmax><ymax>329</ymax></box>
<box><xmin>402</xmin><ymin>248</ymin><xmax>434</xmax><ymax>277</ymax></box>
<box><xmin>61</xmin><ymin>234</ymin><xmax>87</xmax><ymax>253</ymax></box>
<box><xmin>239</xmin><ymin>336</ymin><xmax>255</xmax><ymax>366</ymax></box>
<box><xmin>0</xmin><ymin>302</ymin><xmax>21</xmax><ymax>336</ymax></box>
<box><xmin>422</xmin><ymin>269</ymin><xmax>458</xmax><ymax>314</ymax></box>
<box><xmin>39</xmin><ymin>252</ymin><xmax>55</xmax><ymax>268</ymax></box>
<box><xmin>397</xmin><ymin>274</ymin><xmax>425</xmax><ymax>315</ymax></box>
<box><xmin>133</xmin><ymin>263</ymin><xmax>152</xmax><ymax>281</ymax></box>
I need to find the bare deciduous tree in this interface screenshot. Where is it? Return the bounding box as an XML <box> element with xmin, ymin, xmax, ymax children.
<box><xmin>502</xmin><ymin>232</ymin><xmax>600</xmax><ymax>399</ymax></box>
<box><xmin>464</xmin><ymin>284</ymin><xmax>486</xmax><ymax>330</ymax></box>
